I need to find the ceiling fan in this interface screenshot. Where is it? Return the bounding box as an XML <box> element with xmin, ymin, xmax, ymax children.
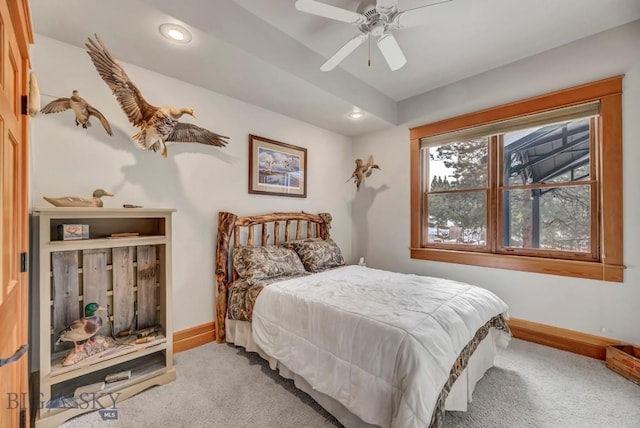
<box><xmin>295</xmin><ymin>0</ymin><xmax>455</xmax><ymax>72</ymax></box>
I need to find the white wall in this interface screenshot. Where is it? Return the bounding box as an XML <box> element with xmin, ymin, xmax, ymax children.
<box><xmin>353</xmin><ymin>21</ymin><xmax>640</xmax><ymax>344</ymax></box>
<box><xmin>31</xmin><ymin>35</ymin><xmax>354</xmax><ymax>331</ymax></box>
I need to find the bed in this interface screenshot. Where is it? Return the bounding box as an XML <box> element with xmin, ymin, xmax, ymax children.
<box><xmin>215</xmin><ymin>211</ymin><xmax>510</xmax><ymax>428</ymax></box>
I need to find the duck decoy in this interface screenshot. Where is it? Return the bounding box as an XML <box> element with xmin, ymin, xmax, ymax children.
<box><xmin>347</xmin><ymin>155</ymin><xmax>381</xmax><ymax>191</ymax></box>
<box><xmin>56</xmin><ymin>302</ymin><xmax>106</xmax><ymax>352</ymax></box>
<box><xmin>40</xmin><ymin>90</ymin><xmax>113</xmax><ymax>136</ymax></box>
<box><xmin>43</xmin><ymin>188</ymin><xmax>114</xmax><ymax>207</ymax></box>
<box><xmin>85</xmin><ymin>34</ymin><xmax>229</xmax><ymax>158</ymax></box>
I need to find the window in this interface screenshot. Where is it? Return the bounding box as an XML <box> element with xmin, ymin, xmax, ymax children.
<box><xmin>410</xmin><ymin>77</ymin><xmax>624</xmax><ymax>281</ymax></box>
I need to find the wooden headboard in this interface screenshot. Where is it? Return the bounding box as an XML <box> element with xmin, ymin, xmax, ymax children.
<box><xmin>215</xmin><ymin>211</ymin><xmax>332</xmax><ymax>343</ymax></box>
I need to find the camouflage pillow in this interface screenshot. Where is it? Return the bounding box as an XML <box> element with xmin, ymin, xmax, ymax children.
<box><xmin>283</xmin><ymin>239</ymin><xmax>345</xmax><ymax>272</ymax></box>
<box><xmin>233</xmin><ymin>246</ymin><xmax>306</xmax><ymax>285</ymax></box>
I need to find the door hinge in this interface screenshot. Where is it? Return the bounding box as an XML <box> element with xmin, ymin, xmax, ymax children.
<box><xmin>20</xmin><ymin>252</ymin><xmax>28</xmax><ymax>272</ymax></box>
<box><xmin>21</xmin><ymin>95</ymin><xmax>28</xmax><ymax>116</ymax></box>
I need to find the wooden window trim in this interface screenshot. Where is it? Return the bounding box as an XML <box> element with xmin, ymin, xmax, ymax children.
<box><xmin>496</xmin><ymin>181</ymin><xmax>598</xmax><ymax>261</ymax></box>
<box><xmin>410</xmin><ymin>76</ymin><xmax>624</xmax><ymax>282</ymax></box>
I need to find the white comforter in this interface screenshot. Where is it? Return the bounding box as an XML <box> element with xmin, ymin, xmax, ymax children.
<box><xmin>251</xmin><ymin>265</ymin><xmax>509</xmax><ymax>428</ymax></box>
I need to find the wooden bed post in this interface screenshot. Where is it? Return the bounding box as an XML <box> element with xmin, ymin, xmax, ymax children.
<box><xmin>319</xmin><ymin>212</ymin><xmax>332</xmax><ymax>239</ymax></box>
<box><xmin>215</xmin><ymin>211</ymin><xmax>237</xmax><ymax>343</ymax></box>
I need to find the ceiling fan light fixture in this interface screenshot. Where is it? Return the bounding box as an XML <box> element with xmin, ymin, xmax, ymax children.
<box><xmin>374</xmin><ymin>0</ymin><xmax>398</xmax><ymax>16</ymax></box>
<box><xmin>348</xmin><ymin>111</ymin><xmax>364</xmax><ymax>120</ymax></box>
<box><xmin>159</xmin><ymin>23</ymin><xmax>192</xmax><ymax>44</ymax></box>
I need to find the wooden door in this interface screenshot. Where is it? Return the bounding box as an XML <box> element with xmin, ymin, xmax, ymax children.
<box><xmin>0</xmin><ymin>1</ymin><xmax>32</xmax><ymax>427</ymax></box>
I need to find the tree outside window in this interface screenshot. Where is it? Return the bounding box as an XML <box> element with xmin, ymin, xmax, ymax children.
<box><xmin>410</xmin><ymin>76</ymin><xmax>624</xmax><ymax>281</ymax></box>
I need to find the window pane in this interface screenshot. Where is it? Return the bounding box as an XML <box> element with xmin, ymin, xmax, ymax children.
<box><xmin>426</xmin><ymin>191</ymin><xmax>486</xmax><ymax>244</ymax></box>
<box><xmin>503</xmin><ymin>118</ymin><xmax>591</xmax><ymax>186</ymax></box>
<box><xmin>502</xmin><ymin>185</ymin><xmax>591</xmax><ymax>252</ymax></box>
<box><xmin>428</xmin><ymin>137</ymin><xmax>488</xmax><ymax>191</ymax></box>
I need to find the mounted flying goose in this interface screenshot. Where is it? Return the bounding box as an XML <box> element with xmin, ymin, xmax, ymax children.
<box><xmin>85</xmin><ymin>35</ymin><xmax>229</xmax><ymax>157</ymax></box>
<box><xmin>40</xmin><ymin>90</ymin><xmax>113</xmax><ymax>136</ymax></box>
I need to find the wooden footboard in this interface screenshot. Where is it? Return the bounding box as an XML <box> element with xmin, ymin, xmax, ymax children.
<box><xmin>215</xmin><ymin>211</ymin><xmax>332</xmax><ymax>343</ymax></box>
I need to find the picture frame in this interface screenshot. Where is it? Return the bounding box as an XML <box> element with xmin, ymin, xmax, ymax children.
<box><xmin>249</xmin><ymin>134</ymin><xmax>307</xmax><ymax>198</ymax></box>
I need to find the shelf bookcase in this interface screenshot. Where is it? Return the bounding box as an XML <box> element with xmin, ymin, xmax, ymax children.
<box><xmin>31</xmin><ymin>207</ymin><xmax>176</xmax><ymax>427</ymax></box>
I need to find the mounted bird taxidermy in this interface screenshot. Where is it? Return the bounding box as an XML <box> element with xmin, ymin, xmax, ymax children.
<box><xmin>85</xmin><ymin>34</ymin><xmax>230</xmax><ymax>157</ymax></box>
<box><xmin>56</xmin><ymin>302</ymin><xmax>106</xmax><ymax>353</ymax></box>
<box><xmin>43</xmin><ymin>188</ymin><xmax>114</xmax><ymax>208</ymax></box>
<box><xmin>347</xmin><ymin>155</ymin><xmax>381</xmax><ymax>191</ymax></box>
<box><xmin>56</xmin><ymin>302</ymin><xmax>118</xmax><ymax>366</ymax></box>
<box><xmin>40</xmin><ymin>90</ymin><xmax>113</xmax><ymax>136</ymax></box>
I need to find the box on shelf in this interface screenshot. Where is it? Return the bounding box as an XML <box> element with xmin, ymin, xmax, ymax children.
<box><xmin>57</xmin><ymin>224</ymin><xmax>89</xmax><ymax>240</ymax></box>
<box><xmin>606</xmin><ymin>344</ymin><xmax>640</xmax><ymax>386</ymax></box>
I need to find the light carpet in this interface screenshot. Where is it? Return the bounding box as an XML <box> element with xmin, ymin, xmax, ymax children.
<box><xmin>61</xmin><ymin>338</ymin><xmax>640</xmax><ymax>428</ymax></box>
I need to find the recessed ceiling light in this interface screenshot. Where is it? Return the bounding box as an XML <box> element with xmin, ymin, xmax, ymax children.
<box><xmin>159</xmin><ymin>23</ymin><xmax>192</xmax><ymax>44</ymax></box>
<box><xmin>348</xmin><ymin>111</ymin><xmax>364</xmax><ymax>120</ymax></box>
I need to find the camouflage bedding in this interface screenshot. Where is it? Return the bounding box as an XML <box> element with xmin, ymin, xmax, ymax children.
<box><xmin>428</xmin><ymin>315</ymin><xmax>511</xmax><ymax>428</ymax></box>
<box><xmin>233</xmin><ymin>245</ymin><xmax>306</xmax><ymax>285</ymax></box>
<box><xmin>227</xmin><ymin>266</ymin><xmax>510</xmax><ymax>428</ymax></box>
<box><xmin>251</xmin><ymin>265</ymin><xmax>510</xmax><ymax>428</ymax></box>
<box><xmin>282</xmin><ymin>238</ymin><xmax>345</xmax><ymax>272</ymax></box>
<box><xmin>228</xmin><ymin>240</ymin><xmax>345</xmax><ymax>320</ymax></box>
<box><xmin>227</xmin><ymin>274</ymin><xmax>309</xmax><ymax>321</ymax></box>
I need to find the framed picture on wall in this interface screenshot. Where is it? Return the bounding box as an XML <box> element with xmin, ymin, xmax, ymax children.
<box><xmin>249</xmin><ymin>134</ymin><xmax>307</xmax><ymax>198</ymax></box>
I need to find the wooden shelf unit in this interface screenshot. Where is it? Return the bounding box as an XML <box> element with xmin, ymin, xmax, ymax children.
<box><xmin>32</xmin><ymin>207</ymin><xmax>176</xmax><ymax>427</ymax></box>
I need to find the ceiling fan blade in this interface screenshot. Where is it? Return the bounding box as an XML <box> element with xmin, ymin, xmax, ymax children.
<box><xmin>321</xmin><ymin>33</ymin><xmax>368</xmax><ymax>72</ymax></box>
<box><xmin>392</xmin><ymin>0</ymin><xmax>457</xmax><ymax>29</ymax></box>
<box><xmin>377</xmin><ymin>32</ymin><xmax>407</xmax><ymax>71</ymax></box>
<box><xmin>295</xmin><ymin>0</ymin><xmax>366</xmax><ymax>25</ymax></box>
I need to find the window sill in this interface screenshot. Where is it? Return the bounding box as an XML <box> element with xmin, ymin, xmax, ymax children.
<box><xmin>410</xmin><ymin>247</ymin><xmax>624</xmax><ymax>282</ymax></box>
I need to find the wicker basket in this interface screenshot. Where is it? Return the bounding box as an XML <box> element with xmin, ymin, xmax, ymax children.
<box><xmin>606</xmin><ymin>344</ymin><xmax>640</xmax><ymax>386</ymax></box>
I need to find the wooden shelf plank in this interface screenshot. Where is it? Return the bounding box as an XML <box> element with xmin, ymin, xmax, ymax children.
<box><xmin>49</xmin><ymin>337</ymin><xmax>167</xmax><ymax>384</ymax></box>
<box><xmin>47</xmin><ymin>235</ymin><xmax>167</xmax><ymax>251</ymax></box>
<box><xmin>33</xmin><ymin>207</ymin><xmax>176</xmax><ymax>216</ymax></box>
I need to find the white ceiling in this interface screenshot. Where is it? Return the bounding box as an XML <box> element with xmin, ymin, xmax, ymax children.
<box><xmin>30</xmin><ymin>0</ymin><xmax>640</xmax><ymax>136</ymax></box>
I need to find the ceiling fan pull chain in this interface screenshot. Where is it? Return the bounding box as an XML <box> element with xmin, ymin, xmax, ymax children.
<box><xmin>368</xmin><ymin>34</ymin><xmax>372</xmax><ymax>67</ymax></box>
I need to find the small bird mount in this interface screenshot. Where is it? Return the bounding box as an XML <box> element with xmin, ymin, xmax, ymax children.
<box><xmin>55</xmin><ymin>303</ymin><xmax>117</xmax><ymax>366</ymax></box>
<box><xmin>40</xmin><ymin>90</ymin><xmax>113</xmax><ymax>136</ymax></box>
<box><xmin>347</xmin><ymin>155</ymin><xmax>381</xmax><ymax>191</ymax></box>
